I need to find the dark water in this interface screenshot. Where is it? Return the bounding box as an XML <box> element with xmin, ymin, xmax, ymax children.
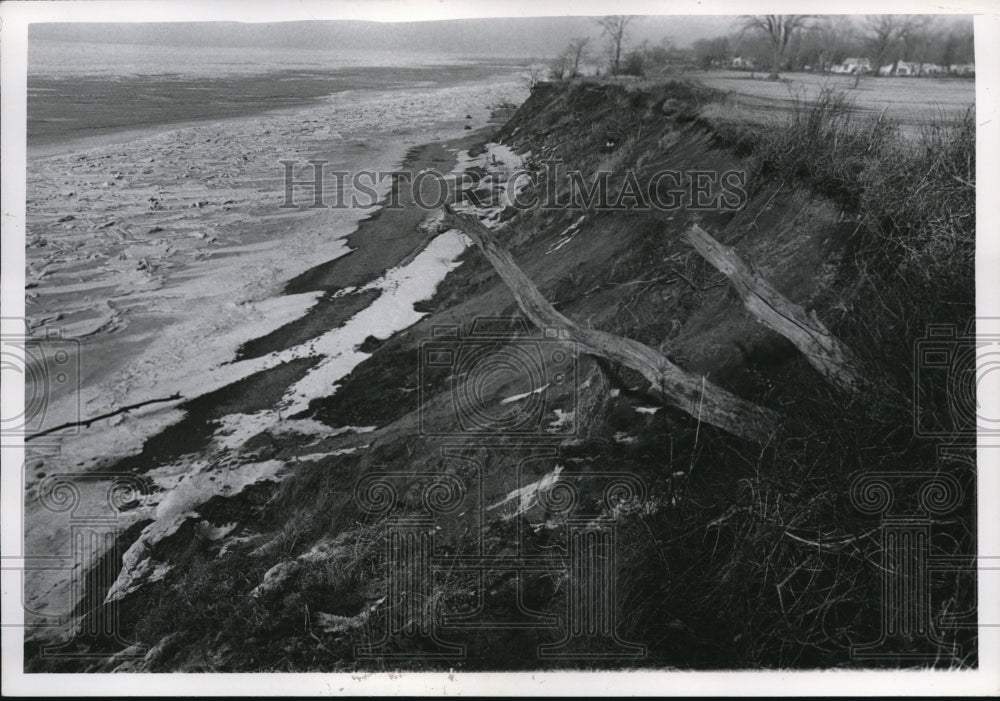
<box><xmin>28</xmin><ymin>60</ymin><xmax>526</xmax><ymax>146</ymax></box>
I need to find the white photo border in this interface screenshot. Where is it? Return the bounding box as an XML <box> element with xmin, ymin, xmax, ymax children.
<box><xmin>2</xmin><ymin>0</ymin><xmax>997</xmax><ymax>696</ymax></box>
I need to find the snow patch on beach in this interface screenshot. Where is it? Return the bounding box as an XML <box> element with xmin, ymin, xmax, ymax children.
<box><xmin>449</xmin><ymin>143</ymin><xmax>529</xmax><ymax>224</ymax></box>
<box><xmin>152</xmin><ymin>459</ymin><xmax>286</xmax><ymax>543</ymax></box>
<box><xmin>500</xmin><ymin>383</ymin><xmax>549</xmax><ymax>405</ymax></box>
<box><xmin>548</xmin><ymin>409</ymin><xmax>575</xmax><ymax>432</ymax></box>
<box><xmin>483</xmin><ymin>143</ymin><xmax>525</xmax><ymax>175</ymax></box>
<box><xmin>107</xmin><ymin>458</ymin><xmax>287</xmax><ymax>602</ymax></box>
<box><xmin>547</xmin><ymin>216</ymin><xmax>587</xmax><ymax>254</ymax></box>
<box><xmin>277</xmin><ymin>419</ymin><xmax>374</xmax><ymax>438</ymax></box>
<box><xmin>487</xmin><ymin>466</ymin><xmax>564</xmax><ymax>521</ymax></box>
<box><xmin>278</xmin><ymin>229</ymin><xmax>470</xmax><ymax>415</ymax></box>
<box><xmin>295</xmin><ymin>445</ymin><xmax>369</xmax><ymax>462</ymax></box>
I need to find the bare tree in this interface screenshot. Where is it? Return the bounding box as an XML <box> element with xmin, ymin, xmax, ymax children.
<box><xmin>802</xmin><ymin>16</ymin><xmax>854</xmax><ymax>73</ymax></box>
<box><xmin>901</xmin><ymin>16</ymin><xmax>933</xmax><ymax>73</ymax></box>
<box><xmin>740</xmin><ymin>14</ymin><xmax>813</xmax><ymax>79</ymax></box>
<box><xmin>597</xmin><ymin>15</ymin><xmax>634</xmax><ymax>75</ymax></box>
<box><xmin>566</xmin><ymin>37</ymin><xmax>591</xmax><ymax>77</ymax></box>
<box><xmin>526</xmin><ymin>63</ymin><xmax>545</xmax><ymax>88</ymax></box>
<box><xmin>864</xmin><ymin>14</ymin><xmax>912</xmax><ymax>76</ymax></box>
<box><xmin>692</xmin><ymin>36</ymin><xmax>731</xmax><ymax>69</ymax></box>
<box><xmin>549</xmin><ymin>53</ymin><xmax>570</xmax><ymax>80</ymax></box>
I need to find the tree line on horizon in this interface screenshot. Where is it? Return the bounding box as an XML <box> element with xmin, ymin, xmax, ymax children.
<box><xmin>548</xmin><ymin>14</ymin><xmax>975</xmax><ymax>81</ymax></box>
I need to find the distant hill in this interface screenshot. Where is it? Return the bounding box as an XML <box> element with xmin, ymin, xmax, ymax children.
<box><xmin>29</xmin><ymin>17</ymin><xmax>739</xmax><ymax>58</ymax></box>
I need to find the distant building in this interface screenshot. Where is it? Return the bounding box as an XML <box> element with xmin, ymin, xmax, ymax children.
<box><xmin>831</xmin><ymin>57</ymin><xmax>872</xmax><ymax>74</ymax></box>
<box><xmin>880</xmin><ymin>60</ymin><xmax>964</xmax><ymax>77</ymax></box>
<box><xmin>730</xmin><ymin>56</ymin><xmax>756</xmax><ymax>70</ymax></box>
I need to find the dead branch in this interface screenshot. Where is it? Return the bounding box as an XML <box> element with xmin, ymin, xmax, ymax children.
<box><xmin>443</xmin><ymin>205</ymin><xmax>782</xmax><ymax>442</ymax></box>
<box><xmin>26</xmin><ymin>393</ymin><xmax>183</xmax><ymax>441</ymax></box>
<box><xmin>684</xmin><ymin>224</ymin><xmax>863</xmax><ymax>393</ymax></box>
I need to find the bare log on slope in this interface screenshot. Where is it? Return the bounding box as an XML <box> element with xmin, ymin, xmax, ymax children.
<box><xmin>684</xmin><ymin>224</ymin><xmax>863</xmax><ymax>394</ymax></box>
<box><xmin>442</xmin><ymin>205</ymin><xmax>782</xmax><ymax>442</ymax></box>
<box><xmin>26</xmin><ymin>393</ymin><xmax>183</xmax><ymax>441</ymax></box>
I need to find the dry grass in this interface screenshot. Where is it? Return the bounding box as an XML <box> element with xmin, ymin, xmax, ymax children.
<box><xmin>693</xmin><ymin>70</ymin><xmax>974</xmax><ymax>131</ymax></box>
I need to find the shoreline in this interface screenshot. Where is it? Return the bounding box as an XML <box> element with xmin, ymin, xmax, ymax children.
<box><xmin>22</xmin><ymin>76</ymin><xmax>524</xmax><ymax>649</ymax></box>
<box><xmin>26</xmin><ymin>57</ymin><xmax>529</xmax><ymax>155</ymax></box>
<box><xmin>26</xmin><ymin>74</ymin><xmax>527</xmax><ymax>423</ymax></box>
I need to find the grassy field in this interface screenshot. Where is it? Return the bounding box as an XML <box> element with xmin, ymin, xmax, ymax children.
<box><xmin>690</xmin><ymin>70</ymin><xmax>974</xmax><ymax>134</ymax></box>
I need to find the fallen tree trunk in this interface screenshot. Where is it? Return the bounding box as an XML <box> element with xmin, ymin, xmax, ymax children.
<box><xmin>442</xmin><ymin>205</ymin><xmax>781</xmax><ymax>442</ymax></box>
<box><xmin>26</xmin><ymin>393</ymin><xmax>183</xmax><ymax>441</ymax></box>
<box><xmin>684</xmin><ymin>224</ymin><xmax>863</xmax><ymax>393</ymax></box>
